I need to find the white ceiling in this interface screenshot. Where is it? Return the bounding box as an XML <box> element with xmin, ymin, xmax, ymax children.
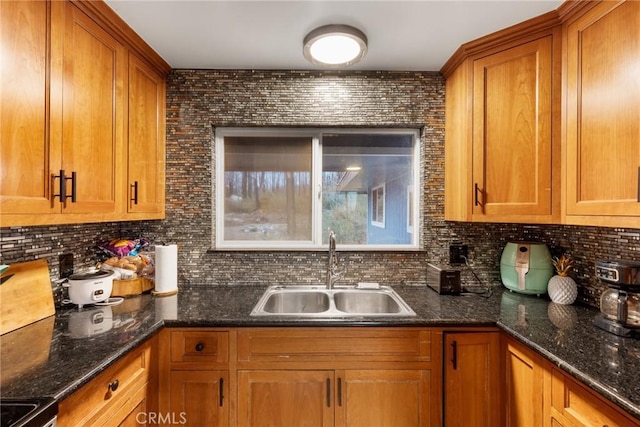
<box><xmin>105</xmin><ymin>0</ymin><xmax>564</xmax><ymax>71</ymax></box>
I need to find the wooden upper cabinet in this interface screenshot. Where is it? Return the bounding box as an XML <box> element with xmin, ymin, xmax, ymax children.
<box><xmin>472</xmin><ymin>36</ymin><xmax>558</xmax><ymax>221</ymax></box>
<box><xmin>53</xmin><ymin>1</ymin><xmax>125</xmax><ymax>216</ymax></box>
<box><xmin>564</xmin><ymin>0</ymin><xmax>640</xmax><ymax>227</ymax></box>
<box><xmin>0</xmin><ymin>0</ymin><xmax>169</xmax><ymax>227</ymax></box>
<box><xmin>0</xmin><ymin>0</ymin><xmax>58</xmax><ymax>216</ymax></box>
<box><xmin>127</xmin><ymin>53</ymin><xmax>166</xmax><ymax>217</ymax></box>
<box><xmin>444</xmin><ymin>27</ymin><xmax>561</xmax><ymax>224</ymax></box>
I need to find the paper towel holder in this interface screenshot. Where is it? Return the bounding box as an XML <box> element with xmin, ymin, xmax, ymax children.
<box><xmin>152</xmin><ymin>288</ymin><xmax>178</xmax><ymax>297</ymax></box>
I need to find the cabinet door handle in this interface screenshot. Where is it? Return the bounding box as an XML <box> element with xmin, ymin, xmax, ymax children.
<box><xmin>451</xmin><ymin>340</ymin><xmax>458</xmax><ymax>370</ymax></box>
<box><xmin>54</xmin><ymin>170</ymin><xmax>66</xmax><ymax>202</ymax></box>
<box><xmin>474</xmin><ymin>183</ymin><xmax>484</xmax><ymax>208</ymax></box>
<box><xmin>131</xmin><ymin>181</ymin><xmax>139</xmax><ymax>205</ymax></box>
<box><xmin>69</xmin><ymin>171</ymin><xmax>77</xmax><ymax>203</ymax></box>
<box><xmin>219</xmin><ymin>378</ymin><xmax>224</xmax><ymax>407</ymax></box>
<box><xmin>54</xmin><ymin>170</ymin><xmax>77</xmax><ymax>205</ymax></box>
<box><xmin>326</xmin><ymin>378</ymin><xmax>331</xmax><ymax>407</ymax></box>
<box><xmin>337</xmin><ymin>377</ymin><xmax>342</xmax><ymax>407</ymax></box>
<box><xmin>195</xmin><ymin>342</ymin><xmax>205</xmax><ymax>352</ymax></box>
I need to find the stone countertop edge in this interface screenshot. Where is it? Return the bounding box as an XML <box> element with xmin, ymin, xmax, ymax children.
<box><xmin>499</xmin><ymin>324</ymin><xmax>640</xmax><ymax>419</ymax></box>
<box><xmin>50</xmin><ymin>322</ymin><xmax>165</xmax><ymax>401</ymax></box>
<box><xmin>0</xmin><ymin>284</ymin><xmax>639</xmax><ymax>421</ymax></box>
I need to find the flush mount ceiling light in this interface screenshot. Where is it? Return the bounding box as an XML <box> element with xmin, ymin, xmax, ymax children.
<box><xmin>303</xmin><ymin>24</ymin><xmax>368</xmax><ymax>68</ymax></box>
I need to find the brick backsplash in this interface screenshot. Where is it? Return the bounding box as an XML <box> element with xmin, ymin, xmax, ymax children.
<box><xmin>1</xmin><ymin>70</ymin><xmax>638</xmax><ymax>308</ymax></box>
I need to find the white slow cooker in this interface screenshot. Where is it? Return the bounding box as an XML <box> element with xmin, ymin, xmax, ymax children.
<box><xmin>63</xmin><ymin>270</ymin><xmax>115</xmax><ymax>308</ymax></box>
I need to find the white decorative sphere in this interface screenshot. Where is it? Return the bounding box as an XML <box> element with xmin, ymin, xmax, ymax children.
<box><xmin>548</xmin><ymin>275</ymin><xmax>578</xmax><ymax>305</ymax></box>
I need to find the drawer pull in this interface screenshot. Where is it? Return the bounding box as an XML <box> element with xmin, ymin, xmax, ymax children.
<box><xmin>108</xmin><ymin>379</ymin><xmax>119</xmax><ymax>393</ymax></box>
<box><xmin>195</xmin><ymin>342</ymin><xmax>205</xmax><ymax>352</ymax></box>
<box><xmin>219</xmin><ymin>378</ymin><xmax>224</xmax><ymax>407</ymax></box>
<box><xmin>337</xmin><ymin>377</ymin><xmax>342</xmax><ymax>407</ymax></box>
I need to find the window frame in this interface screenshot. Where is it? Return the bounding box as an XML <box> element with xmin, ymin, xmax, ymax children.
<box><xmin>214</xmin><ymin>127</ymin><xmax>421</xmax><ymax>251</ymax></box>
<box><xmin>371</xmin><ymin>183</ymin><xmax>386</xmax><ymax>228</ymax></box>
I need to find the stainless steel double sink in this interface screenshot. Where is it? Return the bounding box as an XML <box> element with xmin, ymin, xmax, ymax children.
<box><xmin>250</xmin><ymin>285</ymin><xmax>416</xmax><ymax>317</ymax></box>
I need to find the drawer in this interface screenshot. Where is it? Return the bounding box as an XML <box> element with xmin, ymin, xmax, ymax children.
<box><xmin>550</xmin><ymin>367</ymin><xmax>638</xmax><ymax>427</ymax></box>
<box><xmin>58</xmin><ymin>339</ymin><xmax>151</xmax><ymax>426</ymax></box>
<box><xmin>170</xmin><ymin>330</ymin><xmax>229</xmax><ymax>364</ymax></box>
<box><xmin>238</xmin><ymin>327</ymin><xmax>432</xmax><ymax>363</ymax></box>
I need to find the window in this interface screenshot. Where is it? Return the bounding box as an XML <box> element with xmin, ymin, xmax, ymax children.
<box><xmin>215</xmin><ymin>128</ymin><xmax>419</xmax><ymax>250</ymax></box>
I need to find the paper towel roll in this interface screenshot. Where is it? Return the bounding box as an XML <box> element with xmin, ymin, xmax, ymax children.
<box><xmin>154</xmin><ymin>244</ymin><xmax>178</xmax><ymax>294</ymax></box>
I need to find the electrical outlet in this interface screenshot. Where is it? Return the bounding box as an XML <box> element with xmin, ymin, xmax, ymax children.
<box><xmin>59</xmin><ymin>253</ymin><xmax>74</xmax><ymax>279</ymax></box>
<box><xmin>449</xmin><ymin>242</ymin><xmax>468</xmax><ymax>265</ymax></box>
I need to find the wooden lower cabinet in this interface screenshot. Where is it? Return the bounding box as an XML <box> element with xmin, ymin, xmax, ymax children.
<box><xmin>237</xmin><ymin>370</ymin><xmax>334</xmax><ymax>427</ymax></box>
<box><xmin>504</xmin><ymin>338</ymin><xmax>545</xmax><ymax>427</ymax></box>
<box><xmin>443</xmin><ymin>331</ymin><xmax>502</xmax><ymax>427</ymax></box>
<box><xmin>235</xmin><ymin>327</ymin><xmax>438</xmax><ymax>426</ymax></box>
<box><xmin>58</xmin><ymin>338</ymin><xmax>154</xmax><ymax>426</ymax></box>
<box><xmin>237</xmin><ymin>368</ymin><xmax>431</xmax><ymax>427</ymax></box>
<box><xmin>550</xmin><ymin>367</ymin><xmax>639</xmax><ymax>427</ymax></box>
<box><xmin>154</xmin><ymin>327</ymin><xmax>640</xmax><ymax>427</ymax></box>
<box><xmin>337</xmin><ymin>369</ymin><xmax>431</xmax><ymax>427</ymax></box>
<box><xmin>504</xmin><ymin>336</ymin><xmax>640</xmax><ymax>427</ymax></box>
<box><xmin>158</xmin><ymin>328</ymin><xmax>231</xmax><ymax>426</ymax></box>
<box><xmin>105</xmin><ymin>383</ymin><xmax>149</xmax><ymax>427</ymax></box>
<box><xmin>169</xmin><ymin>370</ymin><xmax>228</xmax><ymax>427</ymax></box>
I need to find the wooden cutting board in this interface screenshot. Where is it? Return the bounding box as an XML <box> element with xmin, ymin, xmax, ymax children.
<box><xmin>0</xmin><ymin>315</ymin><xmax>54</xmax><ymax>385</ymax></box>
<box><xmin>0</xmin><ymin>259</ymin><xmax>55</xmax><ymax>335</ymax></box>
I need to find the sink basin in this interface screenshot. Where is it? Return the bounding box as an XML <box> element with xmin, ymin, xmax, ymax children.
<box><xmin>0</xmin><ymin>398</ymin><xmax>57</xmax><ymax>427</ymax></box>
<box><xmin>333</xmin><ymin>291</ymin><xmax>402</xmax><ymax>314</ymax></box>
<box><xmin>262</xmin><ymin>291</ymin><xmax>330</xmax><ymax>314</ymax></box>
<box><xmin>251</xmin><ymin>285</ymin><xmax>415</xmax><ymax>317</ymax></box>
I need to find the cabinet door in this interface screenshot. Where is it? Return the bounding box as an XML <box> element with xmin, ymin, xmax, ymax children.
<box><xmin>336</xmin><ymin>369</ymin><xmax>431</xmax><ymax>427</ymax></box>
<box><xmin>505</xmin><ymin>339</ymin><xmax>544</xmax><ymax>427</ymax></box>
<box><xmin>127</xmin><ymin>53</ymin><xmax>165</xmax><ymax>215</ymax></box>
<box><xmin>472</xmin><ymin>36</ymin><xmax>557</xmax><ymax>221</ymax></box>
<box><xmin>444</xmin><ymin>332</ymin><xmax>502</xmax><ymax>427</ymax></box>
<box><xmin>169</xmin><ymin>370</ymin><xmax>228</xmax><ymax>427</ymax></box>
<box><xmin>53</xmin><ymin>1</ymin><xmax>125</xmax><ymax>215</ymax></box>
<box><xmin>237</xmin><ymin>370</ymin><xmax>334</xmax><ymax>427</ymax></box>
<box><xmin>0</xmin><ymin>0</ymin><xmax>59</xmax><ymax>216</ymax></box>
<box><xmin>565</xmin><ymin>0</ymin><xmax>640</xmax><ymax>226</ymax></box>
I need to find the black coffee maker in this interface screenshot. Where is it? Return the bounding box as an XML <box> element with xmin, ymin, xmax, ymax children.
<box><xmin>594</xmin><ymin>260</ymin><xmax>640</xmax><ymax>338</ymax></box>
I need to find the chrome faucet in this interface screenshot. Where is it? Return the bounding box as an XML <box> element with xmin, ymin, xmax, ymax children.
<box><xmin>326</xmin><ymin>231</ymin><xmax>341</xmax><ymax>289</ymax></box>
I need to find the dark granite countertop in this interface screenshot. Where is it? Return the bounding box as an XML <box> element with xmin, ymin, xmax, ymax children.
<box><xmin>1</xmin><ymin>285</ymin><xmax>639</xmax><ymax>420</ymax></box>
